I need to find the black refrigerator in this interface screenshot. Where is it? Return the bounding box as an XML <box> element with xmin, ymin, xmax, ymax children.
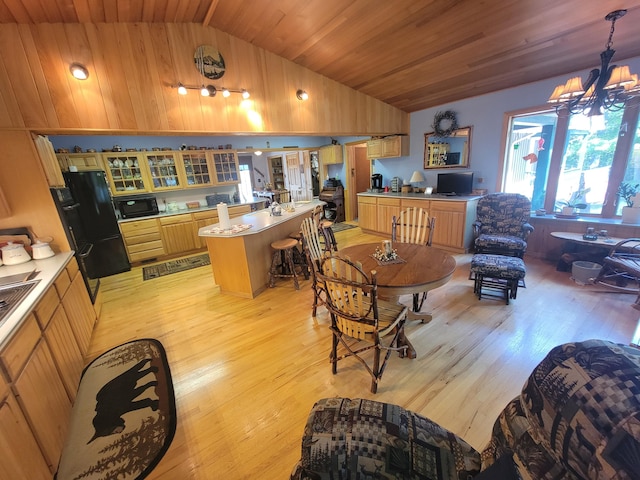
<box><xmin>51</xmin><ymin>171</ymin><xmax>131</xmax><ymax>301</ymax></box>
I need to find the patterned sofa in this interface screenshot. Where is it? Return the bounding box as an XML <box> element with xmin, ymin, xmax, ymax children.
<box><xmin>290</xmin><ymin>339</ymin><xmax>640</xmax><ymax>479</ymax></box>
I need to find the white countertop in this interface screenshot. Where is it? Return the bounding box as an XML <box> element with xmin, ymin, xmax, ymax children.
<box><xmin>198</xmin><ymin>200</ymin><xmax>324</xmax><ymax>238</ymax></box>
<box><xmin>357</xmin><ymin>191</ymin><xmax>482</xmax><ymax>201</ymax></box>
<box><xmin>118</xmin><ymin>198</ymin><xmax>267</xmax><ymax>223</ymax></box>
<box><xmin>0</xmin><ymin>252</ymin><xmax>74</xmax><ymax>349</ymax></box>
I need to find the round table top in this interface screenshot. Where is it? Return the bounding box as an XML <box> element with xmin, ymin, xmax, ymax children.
<box><xmin>338</xmin><ymin>242</ymin><xmax>456</xmax><ymax>296</ymax></box>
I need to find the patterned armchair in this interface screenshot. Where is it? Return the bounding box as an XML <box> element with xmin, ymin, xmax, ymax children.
<box><xmin>473</xmin><ymin>193</ymin><xmax>534</xmax><ymax>258</ymax></box>
<box><xmin>291</xmin><ymin>339</ymin><xmax>640</xmax><ymax>479</ymax></box>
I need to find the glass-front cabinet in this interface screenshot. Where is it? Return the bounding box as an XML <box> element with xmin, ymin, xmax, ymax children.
<box><xmin>103</xmin><ymin>152</ymin><xmax>150</xmax><ymax>195</ymax></box>
<box><xmin>143</xmin><ymin>152</ymin><xmax>183</xmax><ymax>191</ymax></box>
<box><xmin>211</xmin><ymin>151</ymin><xmax>240</xmax><ymax>185</ymax></box>
<box><xmin>179</xmin><ymin>150</ymin><xmax>214</xmax><ymax>188</ymax></box>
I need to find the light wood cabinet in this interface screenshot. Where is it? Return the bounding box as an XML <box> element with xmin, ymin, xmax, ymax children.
<box><xmin>319</xmin><ymin>144</ymin><xmax>343</xmax><ymax>165</ymax></box>
<box><xmin>143</xmin><ymin>151</ymin><xmax>184</xmax><ymax>191</ymax></box>
<box><xmin>366</xmin><ymin>136</ymin><xmax>409</xmax><ymax>159</ymax></box>
<box><xmin>13</xmin><ymin>339</ymin><xmax>71</xmax><ymax>471</ymax></box>
<box><xmin>160</xmin><ymin>214</ymin><xmax>198</xmax><ymax>255</ymax></box>
<box><xmin>357</xmin><ymin>196</ymin><xmax>378</xmax><ymax>231</ymax></box>
<box><xmin>268</xmin><ymin>156</ymin><xmax>286</xmax><ymax>190</ymax></box>
<box><xmin>193</xmin><ymin>210</ymin><xmax>219</xmax><ymax>248</ymax></box>
<box><xmin>57</xmin><ymin>152</ymin><xmax>103</xmax><ymax>171</ymax></box>
<box><xmin>0</xmin><ymin>185</ymin><xmax>10</xmax><ymax>218</ymax></box>
<box><xmin>33</xmin><ymin>134</ymin><xmax>65</xmax><ymax>187</ymax></box>
<box><xmin>357</xmin><ymin>194</ymin><xmax>479</xmax><ymax>253</ymax></box>
<box><xmin>180</xmin><ymin>150</ymin><xmax>215</xmax><ymax>188</ymax></box>
<box><xmin>0</xmin><ymin>393</ymin><xmax>51</xmax><ymax>479</ymax></box>
<box><xmin>120</xmin><ymin>218</ymin><xmax>165</xmax><ymax>262</ymax></box>
<box><xmin>103</xmin><ymin>152</ymin><xmax>151</xmax><ymax>195</ymax></box>
<box><xmin>376</xmin><ymin>197</ymin><xmax>401</xmax><ymax>235</ymax></box>
<box><xmin>211</xmin><ymin>151</ymin><xmax>240</xmax><ymax>185</ymax></box>
<box><xmin>61</xmin><ymin>271</ymin><xmax>97</xmax><ymax>355</ymax></box>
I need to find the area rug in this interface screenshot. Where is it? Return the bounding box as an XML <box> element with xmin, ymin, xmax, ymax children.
<box><xmin>331</xmin><ymin>222</ymin><xmax>357</xmax><ymax>233</ymax></box>
<box><xmin>56</xmin><ymin>338</ymin><xmax>176</xmax><ymax>480</ymax></box>
<box><xmin>143</xmin><ymin>253</ymin><xmax>210</xmax><ymax>280</ymax></box>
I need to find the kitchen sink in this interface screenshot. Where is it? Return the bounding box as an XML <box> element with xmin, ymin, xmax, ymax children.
<box><xmin>0</xmin><ymin>280</ymin><xmax>40</xmax><ymax>326</ymax></box>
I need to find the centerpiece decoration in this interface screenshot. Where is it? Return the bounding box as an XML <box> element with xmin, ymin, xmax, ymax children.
<box><xmin>372</xmin><ymin>240</ymin><xmax>405</xmax><ymax>265</ymax></box>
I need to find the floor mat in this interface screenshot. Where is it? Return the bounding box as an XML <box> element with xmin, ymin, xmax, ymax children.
<box><xmin>56</xmin><ymin>338</ymin><xmax>176</xmax><ymax>480</ymax></box>
<box><xmin>331</xmin><ymin>223</ymin><xmax>357</xmax><ymax>233</ymax></box>
<box><xmin>143</xmin><ymin>253</ymin><xmax>210</xmax><ymax>280</ymax></box>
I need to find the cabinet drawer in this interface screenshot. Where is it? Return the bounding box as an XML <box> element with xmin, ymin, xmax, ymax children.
<box><xmin>34</xmin><ymin>287</ymin><xmax>60</xmax><ymax>330</ymax></box>
<box><xmin>159</xmin><ymin>214</ymin><xmax>192</xmax><ymax>226</ymax></box>
<box><xmin>0</xmin><ymin>367</ymin><xmax>8</xmax><ymax>399</ymax></box>
<box><xmin>127</xmin><ymin>240</ymin><xmax>164</xmax><ymax>254</ymax></box>
<box><xmin>0</xmin><ymin>314</ymin><xmax>40</xmax><ymax>380</ymax></box>
<box><xmin>377</xmin><ymin>197</ymin><xmax>401</xmax><ymax>207</ymax></box>
<box><xmin>402</xmin><ymin>199</ymin><xmax>430</xmax><ymax>209</ymax></box>
<box><xmin>119</xmin><ymin>219</ymin><xmax>159</xmax><ymax>236</ymax></box>
<box><xmin>358</xmin><ymin>196</ymin><xmax>377</xmax><ymax>205</ymax></box>
<box><xmin>192</xmin><ymin>210</ymin><xmax>219</xmax><ymax>221</ymax></box>
<box><xmin>65</xmin><ymin>257</ymin><xmax>79</xmax><ymax>279</ymax></box>
<box><xmin>430</xmin><ymin>200</ymin><xmax>466</xmax><ymax>212</ymax></box>
<box><xmin>53</xmin><ymin>269</ymin><xmax>71</xmax><ymax>298</ymax></box>
<box><xmin>123</xmin><ymin>231</ymin><xmax>161</xmax><ymax>246</ymax></box>
<box><xmin>128</xmin><ymin>247</ymin><xmax>165</xmax><ymax>263</ymax></box>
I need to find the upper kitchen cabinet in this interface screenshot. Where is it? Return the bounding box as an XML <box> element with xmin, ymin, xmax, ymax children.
<box><xmin>319</xmin><ymin>145</ymin><xmax>343</xmax><ymax>165</ymax></box>
<box><xmin>179</xmin><ymin>150</ymin><xmax>214</xmax><ymax>188</ymax></box>
<box><xmin>33</xmin><ymin>135</ymin><xmax>65</xmax><ymax>187</ymax></box>
<box><xmin>366</xmin><ymin>135</ymin><xmax>409</xmax><ymax>159</ymax></box>
<box><xmin>142</xmin><ymin>152</ymin><xmax>184</xmax><ymax>191</ymax></box>
<box><xmin>211</xmin><ymin>151</ymin><xmax>240</xmax><ymax>185</ymax></box>
<box><xmin>103</xmin><ymin>152</ymin><xmax>151</xmax><ymax>196</ymax></box>
<box><xmin>56</xmin><ymin>152</ymin><xmax>103</xmax><ymax>172</ymax></box>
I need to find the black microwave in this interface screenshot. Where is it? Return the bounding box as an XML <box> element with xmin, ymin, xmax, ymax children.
<box><xmin>116</xmin><ymin>196</ymin><xmax>159</xmax><ymax>219</ymax></box>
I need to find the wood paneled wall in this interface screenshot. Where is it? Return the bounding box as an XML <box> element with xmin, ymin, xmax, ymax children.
<box><xmin>0</xmin><ymin>23</ymin><xmax>408</xmax><ymax>135</ymax></box>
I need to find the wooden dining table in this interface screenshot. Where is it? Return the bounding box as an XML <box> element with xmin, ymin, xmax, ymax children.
<box><xmin>338</xmin><ymin>242</ymin><xmax>456</xmax><ymax>358</ymax></box>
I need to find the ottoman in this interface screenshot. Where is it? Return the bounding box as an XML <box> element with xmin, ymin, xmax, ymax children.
<box><xmin>471</xmin><ymin>254</ymin><xmax>526</xmax><ymax>304</ymax></box>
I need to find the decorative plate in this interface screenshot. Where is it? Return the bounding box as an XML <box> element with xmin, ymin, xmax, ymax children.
<box><xmin>194</xmin><ymin>45</ymin><xmax>226</xmax><ymax>80</ymax></box>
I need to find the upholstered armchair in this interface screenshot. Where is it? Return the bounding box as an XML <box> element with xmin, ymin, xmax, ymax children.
<box><xmin>290</xmin><ymin>339</ymin><xmax>640</xmax><ymax>479</ymax></box>
<box><xmin>473</xmin><ymin>193</ymin><xmax>534</xmax><ymax>258</ymax></box>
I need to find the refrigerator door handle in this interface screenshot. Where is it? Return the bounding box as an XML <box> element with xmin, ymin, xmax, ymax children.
<box><xmin>78</xmin><ymin>243</ymin><xmax>94</xmax><ymax>259</ymax></box>
<box><xmin>62</xmin><ymin>202</ymin><xmax>81</xmax><ymax>211</ymax></box>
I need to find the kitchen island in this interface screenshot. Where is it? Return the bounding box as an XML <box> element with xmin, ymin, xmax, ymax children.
<box><xmin>198</xmin><ymin>200</ymin><xmax>324</xmax><ymax>298</ymax></box>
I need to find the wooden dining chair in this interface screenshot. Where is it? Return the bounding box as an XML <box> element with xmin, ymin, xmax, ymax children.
<box><xmin>391</xmin><ymin>207</ymin><xmax>435</xmax><ymax>311</ymax></box>
<box><xmin>317</xmin><ymin>255</ymin><xmax>408</xmax><ymax>393</ymax></box>
<box><xmin>300</xmin><ymin>216</ymin><xmax>327</xmax><ymax>317</ymax></box>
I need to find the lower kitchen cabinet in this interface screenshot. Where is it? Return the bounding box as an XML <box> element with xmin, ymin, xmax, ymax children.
<box><xmin>160</xmin><ymin>214</ymin><xmax>198</xmax><ymax>255</ymax></box>
<box><xmin>61</xmin><ymin>272</ymin><xmax>97</xmax><ymax>355</ymax></box>
<box><xmin>120</xmin><ymin>218</ymin><xmax>166</xmax><ymax>262</ymax></box>
<box><xmin>356</xmin><ymin>194</ymin><xmax>479</xmax><ymax>253</ymax></box>
<box><xmin>0</xmin><ymin>392</ymin><xmax>51</xmax><ymax>479</ymax></box>
<box><xmin>193</xmin><ymin>210</ymin><xmax>219</xmax><ymax>248</ymax></box>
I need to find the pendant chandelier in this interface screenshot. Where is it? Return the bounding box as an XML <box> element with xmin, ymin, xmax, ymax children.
<box><xmin>548</xmin><ymin>9</ymin><xmax>640</xmax><ymax>117</ymax></box>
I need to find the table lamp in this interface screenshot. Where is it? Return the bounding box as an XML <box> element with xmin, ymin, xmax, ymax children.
<box><xmin>409</xmin><ymin>170</ymin><xmax>425</xmax><ymax>192</ymax></box>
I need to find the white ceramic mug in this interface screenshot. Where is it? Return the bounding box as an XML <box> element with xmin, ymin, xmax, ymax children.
<box><xmin>425</xmin><ymin>187</ymin><xmax>433</xmax><ymax>195</ymax></box>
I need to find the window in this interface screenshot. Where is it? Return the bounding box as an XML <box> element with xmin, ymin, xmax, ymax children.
<box><xmin>501</xmin><ymin>101</ymin><xmax>640</xmax><ymax>218</ymax></box>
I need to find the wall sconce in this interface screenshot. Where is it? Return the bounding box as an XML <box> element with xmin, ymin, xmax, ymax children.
<box><xmin>174</xmin><ymin>84</ymin><xmax>249</xmax><ymax>98</ymax></box>
<box><xmin>296</xmin><ymin>89</ymin><xmax>309</xmax><ymax>101</ymax></box>
<box><xmin>69</xmin><ymin>63</ymin><xmax>89</xmax><ymax>80</ymax></box>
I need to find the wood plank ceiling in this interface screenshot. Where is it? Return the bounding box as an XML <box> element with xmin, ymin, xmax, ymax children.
<box><xmin>1</xmin><ymin>0</ymin><xmax>640</xmax><ymax>113</ymax></box>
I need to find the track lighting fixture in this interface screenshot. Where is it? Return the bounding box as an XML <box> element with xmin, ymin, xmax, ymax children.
<box><xmin>173</xmin><ymin>84</ymin><xmax>249</xmax><ymax>99</ymax></box>
<box><xmin>69</xmin><ymin>63</ymin><xmax>89</xmax><ymax>80</ymax></box>
<box><xmin>296</xmin><ymin>89</ymin><xmax>309</xmax><ymax>101</ymax></box>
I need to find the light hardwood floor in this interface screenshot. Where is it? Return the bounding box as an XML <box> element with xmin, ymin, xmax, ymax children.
<box><xmin>92</xmin><ymin>226</ymin><xmax>639</xmax><ymax>479</ymax></box>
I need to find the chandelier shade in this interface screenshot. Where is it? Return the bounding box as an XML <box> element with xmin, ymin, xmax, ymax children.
<box><xmin>548</xmin><ymin>10</ymin><xmax>639</xmax><ymax>116</ymax></box>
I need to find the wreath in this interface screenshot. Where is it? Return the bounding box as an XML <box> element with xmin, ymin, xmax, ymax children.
<box><xmin>432</xmin><ymin>110</ymin><xmax>459</xmax><ymax>137</ymax></box>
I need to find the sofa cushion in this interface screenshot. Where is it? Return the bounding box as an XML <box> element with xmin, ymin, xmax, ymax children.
<box><xmin>291</xmin><ymin>397</ymin><xmax>481</xmax><ymax>480</ymax></box>
<box><xmin>483</xmin><ymin>339</ymin><xmax>640</xmax><ymax>479</ymax></box>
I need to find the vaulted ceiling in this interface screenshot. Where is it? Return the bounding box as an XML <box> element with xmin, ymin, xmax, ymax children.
<box><xmin>2</xmin><ymin>0</ymin><xmax>640</xmax><ymax>113</ymax></box>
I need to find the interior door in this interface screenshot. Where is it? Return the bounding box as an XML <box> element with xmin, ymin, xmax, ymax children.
<box><xmin>285</xmin><ymin>152</ymin><xmax>304</xmax><ymax>202</ymax></box>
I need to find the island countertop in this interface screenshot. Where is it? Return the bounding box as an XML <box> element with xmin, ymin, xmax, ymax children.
<box><xmin>198</xmin><ymin>199</ymin><xmax>325</xmax><ymax>238</ymax></box>
<box><xmin>198</xmin><ymin>199</ymin><xmax>324</xmax><ymax>298</ymax></box>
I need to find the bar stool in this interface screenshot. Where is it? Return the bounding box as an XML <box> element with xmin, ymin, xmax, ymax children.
<box><xmin>269</xmin><ymin>238</ymin><xmax>303</xmax><ymax>289</ymax></box>
<box><xmin>289</xmin><ymin>229</ymin><xmax>310</xmax><ymax>277</ymax></box>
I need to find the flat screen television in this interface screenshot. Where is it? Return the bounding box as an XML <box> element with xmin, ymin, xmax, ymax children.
<box><xmin>437</xmin><ymin>172</ymin><xmax>474</xmax><ymax>195</ymax></box>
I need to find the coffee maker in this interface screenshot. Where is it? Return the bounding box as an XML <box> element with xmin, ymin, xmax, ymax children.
<box><xmin>370</xmin><ymin>174</ymin><xmax>383</xmax><ymax>192</ymax></box>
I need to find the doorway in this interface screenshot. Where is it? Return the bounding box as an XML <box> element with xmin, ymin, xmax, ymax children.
<box><xmin>345</xmin><ymin>142</ymin><xmax>370</xmax><ymax>220</ymax></box>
